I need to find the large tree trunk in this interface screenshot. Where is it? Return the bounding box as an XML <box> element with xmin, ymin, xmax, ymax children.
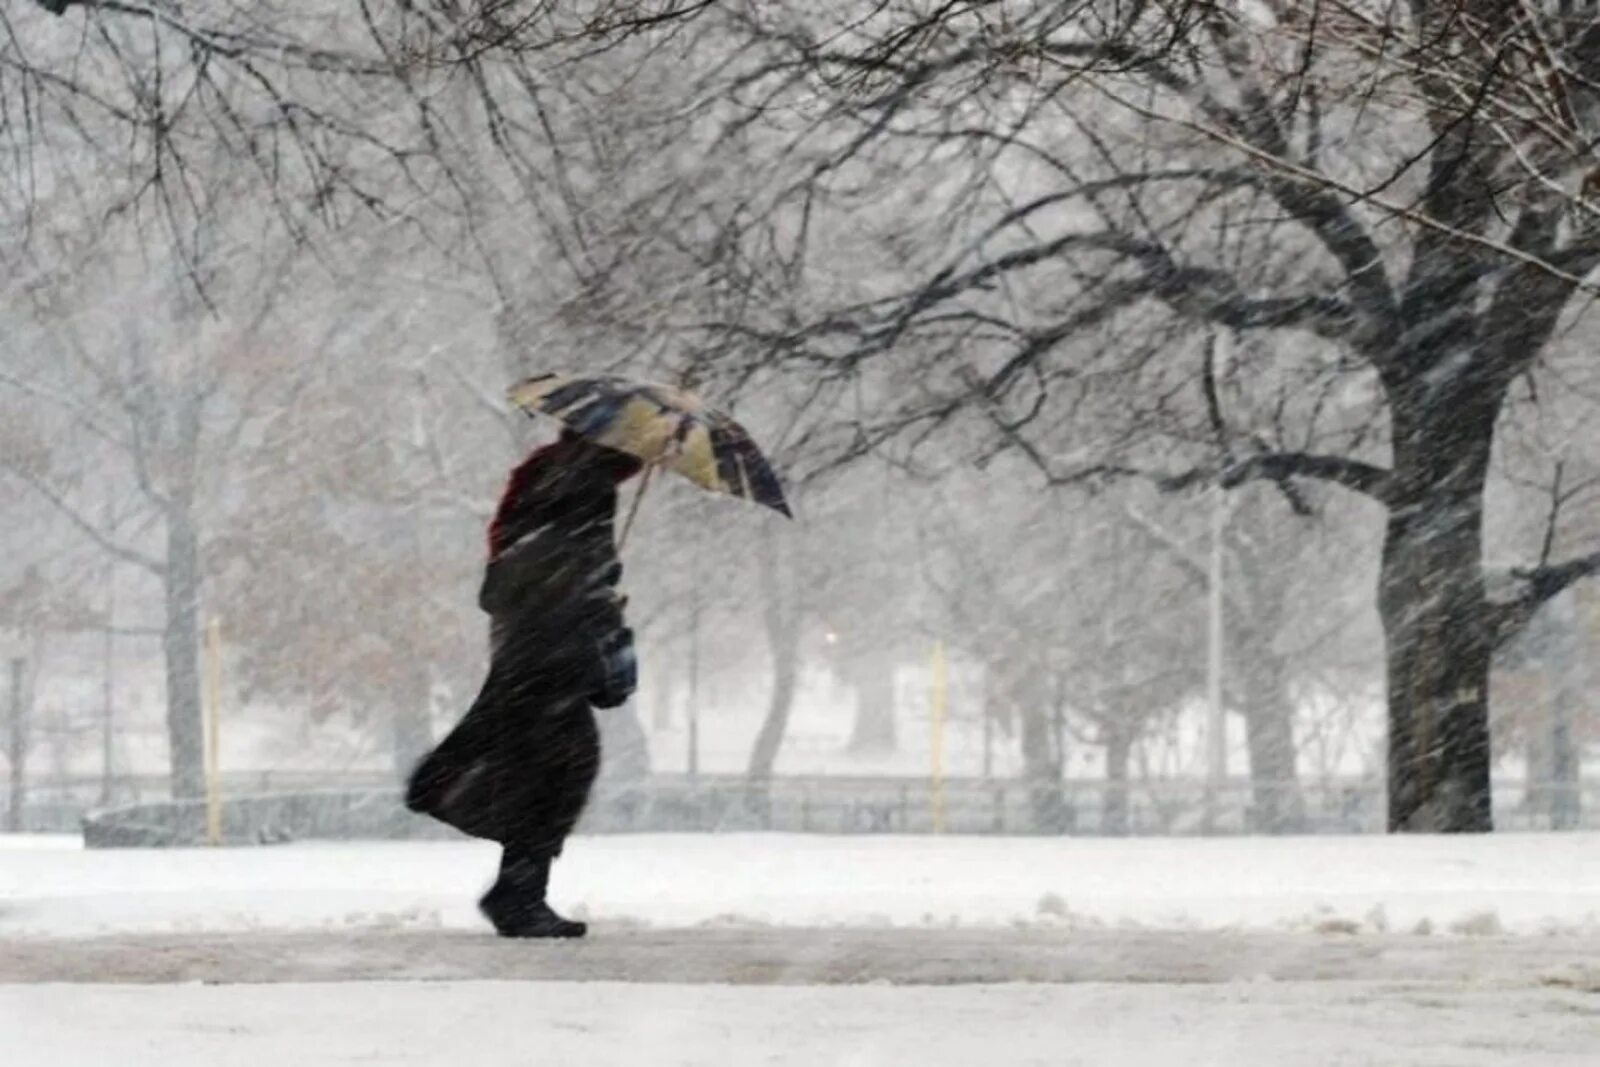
<box><xmin>1103</xmin><ymin>728</ymin><xmax>1132</xmax><ymax>837</ymax></box>
<box><xmin>746</xmin><ymin>636</ymin><xmax>798</xmax><ymax>779</ymax></box>
<box><xmin>747</xmin><ymin>530</ymin><xmax>799</xmax><ymax>780</ymax></box>
<box><xmin>597</xmin><ymin>704</ymin><xmax>652</xmax><ymax>785</ymax></box>
<box><xmin>1017</xmin><ymin>683</ymin><xmax>1066</xmax><ymax>833</ymax></box>
<box><xmin>163</xmin><ymin>500</ymin><xmax>206</xmax><ymax>799</ymax></box>
<box><xmin>1239</xmin><ymin>651</ymin><xmax>1304</xmax><ymax>833</ymax></box>
<box><xmin>1548</xmin><ymin>683</ymin><xmax>1581</xmax><ymax>830</ymax></box>
<box><xmin>5</xmin><ymin>657</ymin><xmax>27</xmax><ymax>832</ymax></box>
<box><xmin>1379</xmin><ymin>399</ymin><xmax>1497</xmax><ymax>833</ymax></box>
<box><xmin>844</xmin><ymin>654</ymin><xmax>897</xmax><ymax>754</ymax></box>
<box><xmin>649</xmin><ymin>654</ymin><xmax>674</xmax><ymax>730</ymax></box>
<box><xmin>1542</xmin><ymin>592</ymin><xmax>1582</xmax><ymax>830</ymax></box>
<box><xmin>1511</xmin><ymin>593</ymin><xmax>1583</xmax><ymax>829</ymax></box>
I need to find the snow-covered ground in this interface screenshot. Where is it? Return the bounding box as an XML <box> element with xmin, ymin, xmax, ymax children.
<box><xmin>5</xmin><ymin>980</ymin><xmax>1598</xmax><ymax>1067</ymax></box>
<box><xmin>6</xmin><ymin>832</ymin><xmax>1599</xmax><ymax>1065</ymax></box>
<box><xmin>3</xmin><ymin>831</ymin><xmax>1600</xmax><ymax>938</ymax></box>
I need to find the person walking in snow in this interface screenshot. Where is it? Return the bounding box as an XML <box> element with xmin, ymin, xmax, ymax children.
<box><xmin>406</xmin><ymin>429</ymin><xmax>641</xmax><ymax>938</ymax></box>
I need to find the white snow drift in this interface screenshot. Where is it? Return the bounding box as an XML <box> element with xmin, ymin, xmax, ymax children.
<box><xmin>3</xmin><ymin>831</ymin><xmax>1598</xmax><ymax>938</ymax></box>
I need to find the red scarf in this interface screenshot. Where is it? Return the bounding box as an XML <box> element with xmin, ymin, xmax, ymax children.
<box><xmin>486</xmin><ymin>432</ymin><xmax>642</xmax><ymax>558</ymax></box>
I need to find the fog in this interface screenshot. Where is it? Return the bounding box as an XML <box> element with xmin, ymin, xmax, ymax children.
<box><xmin>3</xmin><ymin>4</ymin><xmax>1600</xmax><ymax>1063</ymax></box>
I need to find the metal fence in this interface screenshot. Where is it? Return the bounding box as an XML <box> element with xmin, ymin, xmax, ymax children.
<box><xmin>587</xmin><ymin>776</ymin><xmax>1599</xmax><ymax>836</ymax></box>
<box><xmin>8</xmin><ymin>771</ymin><xmax>1597</xmax><ymax>843</ymax></box>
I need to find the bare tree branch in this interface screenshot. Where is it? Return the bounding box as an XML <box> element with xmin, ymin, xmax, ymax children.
<box><xmin>1492</xmin><ymin>548</ymin><xmax>1600</xmax><ymax>648</ymax></box>
<box><xmin>1219</xmin><ymin>451</ymin><xmax>1393</xmax><ymax>505</ymax></box>
<box><xmin>1</xmin><ymin>464</ymin><xmax>164</xmax><ymax>574</ymax></box>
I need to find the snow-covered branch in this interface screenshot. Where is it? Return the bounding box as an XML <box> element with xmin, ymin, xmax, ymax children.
<box><xmin>1219</xmin><ymin>452</ymin><xmax>1393</xmax><ymax>505</ymax></box>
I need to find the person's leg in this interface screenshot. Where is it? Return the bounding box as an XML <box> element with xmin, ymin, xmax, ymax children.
<box><xmin>479</xmin><ymin>843</ymin><xmax>586</xmax><ymax>938</ymax></box>
<box><xmin>479</xmin><ymin>705</ymin><xmax>602</xmax><ymax>939</ymax></box>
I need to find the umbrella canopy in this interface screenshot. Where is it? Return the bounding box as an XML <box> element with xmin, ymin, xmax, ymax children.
<box><xmin>508</xmin><ymin>373</ymin><xmax>792</xmax><ymax>518</ymax></box>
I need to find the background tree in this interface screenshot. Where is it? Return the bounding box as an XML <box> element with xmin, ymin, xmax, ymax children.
<box><xmin>7</xmin><ymin>1</ymin><xmax>1597</xmax><ymax>831</ymax></box>
<box><xmin>218</xmin><ymin>306</ymin><xmax>489</xmax><ymax>780</ymax></box>
<box><xmin>1</xmin><ymin>229</ymin><xmax>306</xmax><ymax>797</ymax></box>
<box><xmin>673</xmin><ymin>1</ymin><xmax>1600</xmax><ymax>832</ymax></box>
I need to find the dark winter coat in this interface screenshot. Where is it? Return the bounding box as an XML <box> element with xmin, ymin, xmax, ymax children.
<box><xmin>405</xmin><ymin>436</ymin><xmax>640</xmax><ymax>857</ymax></box>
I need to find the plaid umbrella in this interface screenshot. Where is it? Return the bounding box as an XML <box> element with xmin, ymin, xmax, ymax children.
<box><xmin>508</xmin><ymin>373</ymin><xmax>793</xmax><ymax>524</ymax></box>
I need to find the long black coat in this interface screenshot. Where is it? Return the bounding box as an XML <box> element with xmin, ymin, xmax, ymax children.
<box><xmin>406</xmin><ymin>448</ymin><xmax>636</xmax><ymax>857</ymax></box>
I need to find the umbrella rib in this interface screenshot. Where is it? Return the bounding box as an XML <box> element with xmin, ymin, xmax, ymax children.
<box><xmin>617</xmin><ymin>462</ymin><xmax>656</xmax><ymax>552</ymax></box>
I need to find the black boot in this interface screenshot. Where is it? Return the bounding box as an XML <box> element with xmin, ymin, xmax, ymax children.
<box><xmin>479</xmin><ymin>849</ymin><xmax>587</xmax><ymax>939</ymax></box>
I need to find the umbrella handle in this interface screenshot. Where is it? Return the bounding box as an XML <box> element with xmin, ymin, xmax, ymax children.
<box><xmin>617</xmin><ymin>462</ymin><xmax>655</xmax><ymax>552</ymax></box>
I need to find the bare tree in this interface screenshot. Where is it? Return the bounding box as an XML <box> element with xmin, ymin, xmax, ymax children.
<box><xmin>679</xmin><ymin>2</ymin><xmax>1600</xmax><ymax>832</ymax></box>
<box><xmin>1119</xmin><ymin>479</ymin><xmax>1381</xmax><ymax>832</ymax></box>
<box><xmin>919</xmin><ymin>476</ymin><xmax>1202</xmax><ymax>833</ymax></box>
<box><xmin>745</xmin><ymin>521</ymin><xmax>801</xmax><ymax>779</ymax></box>
<box><xmin>1</xmin><ymin>216</ymin><xmax>306</xmax><ymax>797</ymax></box>
<box><xmin>219</xmin><ymin>348</ymin><xmax>486</xmax><ymax>780</ymax></box>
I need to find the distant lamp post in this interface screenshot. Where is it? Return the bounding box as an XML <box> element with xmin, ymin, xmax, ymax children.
<box><xmin>203</xmin><ymin>617</ymin><xmax>224</xmax><ymax>846</ymax></box>
<box><xmin>4</xmin><ymin>649</ymin><xmax>26</xmax><ymax>834</ymax></box>
<box><xmin>1205</xmin><ymin>330</ymin><xmax>1234</xmax><ymax>833</ymax></box>
<box><xmin>929</xmin><ymin>641</ymin><xmax>948</xmax><ymax>833</ymax></box>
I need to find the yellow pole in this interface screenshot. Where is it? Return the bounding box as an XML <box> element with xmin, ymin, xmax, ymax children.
<box><xmin>930</xmin><ymin>640</ymin><xmax>948</xmax><ymax>833</ymax></box>
<box><xmin>203</xmin><ymin>617</ymin><xmax>223</xmax><ymax>847</ymax></box>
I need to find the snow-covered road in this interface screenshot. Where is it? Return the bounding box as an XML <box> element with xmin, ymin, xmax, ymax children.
<box><xmin>5</xmin><ymin>979</ymin><xmax>1597</xmax><ymax>1067</ymax></box>
<box><xmin>4</xmin><ymin>926</ymin><xmax>1600</xmax><ymax>987</ymax></box>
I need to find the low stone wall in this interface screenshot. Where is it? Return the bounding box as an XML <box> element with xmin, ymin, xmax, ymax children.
<box><xmin>78</xmin><ymin>778</ymin><xmax>1062</xmax><ymax>847</ymax></box>
<box><xmin>74</xmin><ymin>788</ymin><xmax>730</xmax><ymax>848</ymax></box>
<box><xmin>81</xmin><ymin>790</ymin><xmax>438</xmax><ymax>848</ymax></box>
<box><xmin>67</xmin><ymin>772</ymin><xmax>1457</xmax><ymax>847</ymax></box>
<box><xmin>1</xmin><ymin>803</ymin><xmax>85</xmax><ymax>835</ymax></box>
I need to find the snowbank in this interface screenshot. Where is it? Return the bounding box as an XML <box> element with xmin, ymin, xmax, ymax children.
<box><xmin>3</xmin><ymin>832</ymin><xmax>1598</xmax><ymax>938</ymax></box>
